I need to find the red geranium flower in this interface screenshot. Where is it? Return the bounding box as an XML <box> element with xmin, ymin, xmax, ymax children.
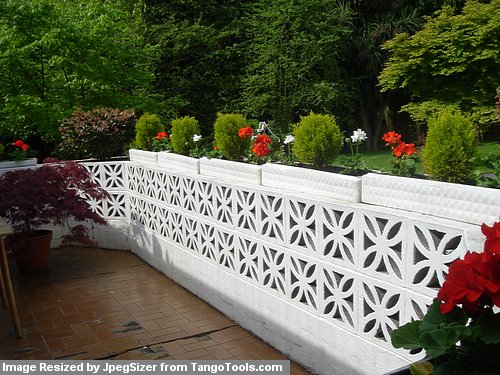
<box><xmin>382</xmin><ymin>131</ymin><xmax>402</xmax><ymax>146</ymax></box>
<box><xmin>392</xmin><ymin>142</ymin><xmax>417</xmax><ymax>158</ymax></box>
<box><xmin>438</xmin><ymin>250</ymin><xmax>500</xmax><ymax>315</ymax></box>
<box><xmin>238</xmin><ymin>127</ymin><xmax>254</xmax><ymax>139</ymax></box>
<box><xmin>252</xmin><ymin>142</ymin><xmax>270</xmax><ymax>157</ymax></box>
<box><xmin>13</xmin><ymin>140</ymin><xmax>25</xmax><ymax>148</ymax></box>
<box><xmin>21</xmin><ymin>144</ymin><xmax>29</xmax><ymax>151</ymax></box>
<box><xmin>482</xmin><ymin>221</ymin><xmax>500</xmax><ymax>255</ymax></box>
<box><xmin>255</xmin><ymin>134</ymin><xmax>271</xmax><ymax>145</ymax></box>
<box><xmin>156</xmin><ymin>132</ymin><xmax>168</xmax><ymax>140</ymax></box>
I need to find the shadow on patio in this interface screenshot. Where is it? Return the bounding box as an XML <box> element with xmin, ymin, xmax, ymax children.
<box><xmin>0</xmin><ymin>247</ymin><xmax>309</xmax><ymax>374</ymax></box>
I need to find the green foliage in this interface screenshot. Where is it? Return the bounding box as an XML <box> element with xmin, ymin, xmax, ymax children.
<box><xmin>293</xmin><ymin>113</ymin><xmax>343</xmax><ymax>166</ymax></box>
<box><xmin>0</xmin><ymin>0</ymin><xmax>158</xmax><ymax>153</ymax></box>
<box><xmin>58</xmin><ymin>108</ymin><xmax>136</xmax><ymax>160</ymax></box>
<box><xmin>392</xmin><ymin>300</ymin><xmax>500</xmax><ymax>375</ymax></box>
<box><xmin>213</xmin><ymin>113</ymin><xmax>249</xmax><ymax>160</ymax></box>
<box><xmin>379</xmin><ymin>0</ymin><xmax>500</xmax><ymax>130</ymax></box>
<box><xmin>471</xmin><ymin>153</ymin><xmax>500</xmax><ymax>188</ymax></box>
<box><xmin>135</xmin><ymin>114</ymin><xmax>165</xmax><ymax>151</ymax></box>
<box><xmin>241</xmin><ymin>0</ymin><xmax>354</xmax><ymax>132</ymax></box>
<box><xmin>170</xmin><ymin>116</ymin><xmax>200</xmax><ymax>155</ymax></box>
<box><xmin>0</xmin><ymin>144</ymin><xmax>4</xmax><ymax>160</ymax></box>
<box><xmin>423</xmin><ymin>110</ymin><xmax>477</xmax><ymax>182</ymax></box>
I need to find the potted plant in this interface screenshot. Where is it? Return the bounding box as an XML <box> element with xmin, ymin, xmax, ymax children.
<box><xmin>0</xmin><ymin>139</ymin><xmax>38</xmax><ymax>169</ymax></box>
<box><xmin>0</xmin><ymin>158</ymin><xmax>109</xmax><ymax>272</ymax></box>
<box><xmin>390</xmin><ymin>220</ymin><xmax>500</xmax><ymax>375</ymax></box>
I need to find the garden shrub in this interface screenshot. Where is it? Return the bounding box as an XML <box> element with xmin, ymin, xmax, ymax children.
<box><xmin>170</xmin><ymin>116</ymin><xmax>200</xmax><ymax>155</ymax></box>
<box><xmin>422</xmin><ymin>110</ymin><xmax>477</xmax><ymax>183</ymax></box>
<box><xmin>293</xmin><ymin>113</ymin><xmax>343</xmax><ymax>166</ymax></box>
<box><xmin>214</xmin><ymin>113</ymin><xmax>249</xmax><ymax>160</ymax></box>
<box><xmin>135</xmin><ymin>113</ymin><xmax>165</xmax><ymax>151</ymax></box>
<box><xmin>58</xmin><ymin>108</ymin><xmax>136</xmax><ymax>160</ymax></box>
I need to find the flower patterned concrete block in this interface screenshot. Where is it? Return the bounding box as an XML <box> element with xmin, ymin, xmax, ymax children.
<box><xmin>362</xmin><ymin>173</ymin><xmax>500</xmax><ymax>226</ymax></box>
<box><xmin>128</xmin><ymin>149</ymin><xmax>158</xmax><ymax>167</ymax></box>
<box><xmin>199</xmin><ymin>157</ymin><xmax>262</xmax><ymax>185</ymax></box>
<box><xmin>261</xmin><ymin>163</ymin><xmax>362</xmax><ymax>203</ymax></box>
<box><xmin>158</xmin><ymin>152</ymin><xmax>200</xmax><ymax>174</ymax></box>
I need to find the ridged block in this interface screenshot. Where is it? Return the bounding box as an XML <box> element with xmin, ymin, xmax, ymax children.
<box><xmin>199</xmin><ymin>157</ymin><xmax>262</xmax><ymax>185</ymax></box>
<box><xmin>128</xmin><ymin>149</ymin><xmax>158</xmax><ymax>166</ymax></box>
<box><xmin>262</xmin><ymin>163</ymin><xmax>362</xmax><ymax>203</ymax></box>
<box><xmin>158</xmin><ymin>152</ymin><xmax>200</xmax><ymax>174</ymax></box>
<box><xmin>362</xmin><ymin>173</ymin><xmax>500</xmax><ymax>226</ymax></box>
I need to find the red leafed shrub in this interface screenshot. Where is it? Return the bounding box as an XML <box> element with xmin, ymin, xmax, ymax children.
<box><xmin>58</xmin><ymin>108</ymin><xmax>136</xmax><ymax>160</ymax></box>
<box><xmin>0</xmin><ymin>159</ymin><xmax>110</xmax><ymax>246</ymax></box>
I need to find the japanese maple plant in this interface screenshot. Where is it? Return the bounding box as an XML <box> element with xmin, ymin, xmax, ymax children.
<box><xmin>391</xmin><ymin>220</ymin><xmax>500</xmax><ymax>375</ymax></box>
<box><xmin>0</xmin><ymin>158</ymin><xmax>109</xmax><ymax>246</ymax></box>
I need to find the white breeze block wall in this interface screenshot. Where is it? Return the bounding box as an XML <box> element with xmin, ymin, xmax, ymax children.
<box><xmin>85</xmin><ymin>160</ymin><xmax>489</xmax><ymax>375</ymax></box>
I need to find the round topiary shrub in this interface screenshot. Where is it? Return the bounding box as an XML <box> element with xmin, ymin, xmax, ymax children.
<box><xmin>135</xmin><ymin>113</ymin><xmax>165</xmax><ymax>151</ymax></box>
<box><xmin>423</xmin><ymin>110</ymin><xmax>477</xmax><ymax>183</ymax></box>
<box><xmin>58</xmin><ymin>108</ymin><xmax>136</xmax><ymax>160</ymax></box>
<box><xmin>293</xmin><ymin>113</ymin><xmax>343</xmax><ymax>166</ymax></box>
<box><xmin>214</xmin><ymin>113</ymin><xmax>249</xmax><ymax>160</ymax></box>
<box><xmin>170</xmin><ymin>116</ymin><xmax>200</xmax><ymax>155</ymax></box>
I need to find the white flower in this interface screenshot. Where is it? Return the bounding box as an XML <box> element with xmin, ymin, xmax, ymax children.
<box><xmin>192</xmin><ymin>134</ymin><xmax>202</xmax><ymax>143</ymax></box>
<box><xmin>351</xmin><ymin>129</ymin><xmax>367</xmax><ymax>143</ymax></box>
<box><xmin>283</xmin><ymin>135</ymin><xmax>295</xmax><ymax>144</ymax></box>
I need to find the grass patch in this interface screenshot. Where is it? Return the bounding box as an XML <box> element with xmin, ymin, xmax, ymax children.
<box><xmin>335</xmin><ymin>141</ymin><xmax>499</xmax><ymax>174</ymax></box>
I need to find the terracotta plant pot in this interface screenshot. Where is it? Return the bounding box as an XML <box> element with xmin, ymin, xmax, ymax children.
<box><xmin>5</xmin><ymin>230</ymin><xmax>53</xmax><ymax>272</ymax></box>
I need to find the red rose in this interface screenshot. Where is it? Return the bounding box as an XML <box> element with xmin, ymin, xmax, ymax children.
<box><xmin>382</xmin><ymin>132</ymin><xmax>402</xmax><ymax>147</ymax></box>
<box><xmin>13</xmin><ymin>140</ymin><xmax>24</xmax><ymax>148</ymax></box>
<box><xmin>238</xmin><ymin>127</ymin><xmax>254</xmax><ymax>139</ymax></box>
<box><xmin>21</xmin><ymin>144</ymin><xmax>29</xmax><ymax>151</ymax></box>
<box><xmin>482</xmin><ymin>221</ymin><xmax>500</xmax><ymax>255</ymax></box>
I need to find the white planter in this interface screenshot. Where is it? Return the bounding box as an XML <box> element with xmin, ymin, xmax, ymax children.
<box><xmin>128</xmin><ymin>149</ymin><xmax>158</xmax><ymax>167</ymax></box>
<box><xmin>362</xmin><ymin>173</ymin><xmax>500</xmax><ymax>226</ymax></box>
<box><xmin>199</xmin><ymin>157</ymin><xmax>262</xmax><ymax>185</ymax></box>
<box><xmin>0</xmin><ymin>158</ymin><xmax>37</xmax><ymax>169</ymax></box>
<box><xmin>158</xmin><ymin>152</ymin><xmax>200</xmax><ymax>175</ymax></box>
<box><xmin>262</xmin><ymin>162</ymin><xmax>362</xmax><ymax>202</ymax></box>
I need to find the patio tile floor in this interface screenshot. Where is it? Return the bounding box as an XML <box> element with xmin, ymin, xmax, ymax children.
<box><xmin>1</xmin><ymin>247</ymin><xmax>309</xmax><ymax>374</ymax></box>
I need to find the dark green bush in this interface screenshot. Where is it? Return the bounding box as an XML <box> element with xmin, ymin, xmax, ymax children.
<box><xmin>423</xmin><ymin>110</ymin><xmax>477</xmax><ymax>182</ymax></box>
<box><xmin>293</xmin><ymin>113</ymin><xmax>343</xmax><ymax>166</ymax></box>
<box><xmin>213</xmin><ymin>113</ymin><xmax>249</xmax><ymax>160</ymax></box>
<box><xmin>170</xmin><ymin>116</ymin><xmax>200</xmax><ymax>155</ymax></box>
<box><xmin>58</xmin><ymin>108</ymin><xmax>136</xmax><ymax>160</ymax></box>
<box><xmin>135</xmin><ymin>113</ymin><xmax>165</xmax><ymax>151</ymax></box>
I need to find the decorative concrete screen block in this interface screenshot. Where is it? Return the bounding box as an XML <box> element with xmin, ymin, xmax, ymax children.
<box><xmin>262</xmin><ymin>163</ymin><xmax>362</xmax><ymax>203</ymax></box>
<box><xmin>199</xmin><ymin>157</ymin><xmax>262</xmax><ymax>185</ymax></box>
<box><xmin>362</xmin><ymin>173</ymin><xmax>500</xmax><ymax>226</ymax></box>
<box><xmin>158</xmin><ymin>152</ymin><xmax>200</xmax><ymax>174</ymax></box>
<box><xmin>128</xmin><ymin>149</ymin><xmax>158</xmax><ymax>166</ymax></box>
<box><xmin>82</xmin><ymin>160</ymin><xmax>492</xmax><ymax>375</ymax></box>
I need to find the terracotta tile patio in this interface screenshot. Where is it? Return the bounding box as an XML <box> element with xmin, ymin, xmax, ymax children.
<box><xmin>0</xmin><ymin>247</ymin><xmax>309</xmax><ymax>374</ymax></box>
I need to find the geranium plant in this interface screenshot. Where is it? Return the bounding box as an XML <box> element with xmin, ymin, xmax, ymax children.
<box><xmin>9</xmin><ymin>139</ymin><xmax>30</xmax><ymax>160</ymax></box>
<box><xmin>339</xmin><ymin>129</ymin><xmax>368</xmax><ymax>173</ymax></box>
<box><xmin>151</xmin><ymin>131</ymin><xmax>171</xmax><ymax>152</ymax></box>
<box><xmin>382</xmin><ymin>131</ymin><xmax>418</xmax><ymax>177</ymax></box>
<box><xmin>237</xmin><ymin>125</ymin><xmax>272</xmax><ymax>164</ymax></box>
<box><xmin>391</xmin><ymin>220</ymin><xmax>500</xmax><ymax>375</ymax></box>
